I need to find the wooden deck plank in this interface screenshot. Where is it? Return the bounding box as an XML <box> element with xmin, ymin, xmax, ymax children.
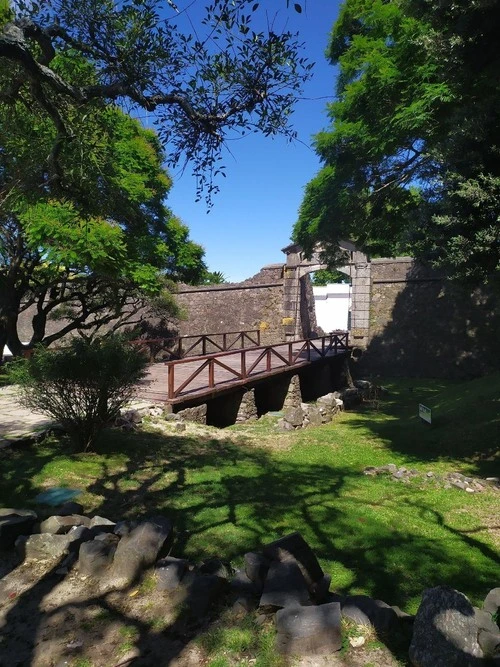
<box><xmin>136</xmin><ymin>341</ymin><xmax>347</xmax><ymax>405</ymax></box>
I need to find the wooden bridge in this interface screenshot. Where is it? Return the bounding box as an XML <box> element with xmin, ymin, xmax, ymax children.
<box><xmin>136</xmin><ymin>331</ymin><xmax>349</xmax><ymax>406</ymax></box>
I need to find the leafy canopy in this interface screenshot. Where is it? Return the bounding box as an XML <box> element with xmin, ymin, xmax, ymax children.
<box><xmin>294</xmin><ymin>0</ymin><xmax>500</xmax><ymax>283</ymax></box>
<box><xmin>0</xmin><ymin>50</ymin><xmax>209</xmax><ymax>355</ymax></box>
<box><xmin>0</xmin><ymin>0</ymin><xmax>312</xmax><ymax>202</ymax></box>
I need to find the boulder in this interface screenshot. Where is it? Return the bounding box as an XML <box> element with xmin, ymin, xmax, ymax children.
<box><xmin>231</xmin><ymin>569</ymin><xmax>260</xmax><ymax>598</ymax></box>
<box><xmin>341</xmin><ymin>595</ymin><xmax>399</xmax><ymax>633</ymax></box>
<box><xmin>409</xmin><ymin>586</ymin><xmax>484</xmax><ymax>666</ymax></box>
<box><xmin>244</xmin><ymin>552</ymin><xmax>270</xmax><ymax>593</ymax></box>
<box><xmin>0</xmin><ymin>508</ymin><xmax>37</xmax><ymax>548</ymax></box>
<box><xmin>156</xmin><ymin>556</ymin><xmax>188</xmax><ymax>592</ymax></box>
<box><xmin>303</xmin><ymin>406</ymin><xmax>323</xmax><ymax>428</ymax></box>
<box><xmin>199</xmin><ymin>557</ymin><xmax>232</xmax><ymax>580</ymax></box>
<box><xmin>474</xmin><ymin>607</ymin><xmax>499</xmax><ymax>634</ymax></box>
<box><xmin>16</xmin><ymin>525</ymin><xmax>92</xmax><ymax>560</ymax></box>
<box><xmin>263</xmin><ymin>532</ymin><xmax>324</xmax><ymax>591</ymax></box>
<box><xmin>89</xmin><ymin>516</ymin><xmax>115</xmax><ymax>531</ymax></box>
<box><xmin>316</xmin><ymin>393</ymin><xmax>338</xmax><ymax>411</ymax></box>
<box><xmin>109</xmin><ymin>515</ymin><xmax>172</xmax><ymax>587</ymax></box>
<box><xmin>259</xmin><ymin>560</ymin><xmax>311</xmax><ymax>610</ymax></box>
<box><xmin>478</xmin><ymin>630</ymin><xmax>500</xmax><ymax>659</ymax></box>
<box><xmin>39</xmin><ymin>514</ymin><xmax>90</xmax><ymax>535</ymax></box>
<box><xmin>275</xmin><ymin>602</ymin><xmax>342</xmax><ymax>656</ymax></box>
<box><xmin>179</xmin><ymin>572</ymin><xmax>226</xmax><ymax>619</ymax></box>
<box><xmin>484</xmin><ymin>588</ymin><xmax>500</xmax><ymax>617</ymax></box>
<box><xmin>283</xmin><ymin>406</ymin><xmax>304</xmax><ymax>428</ymax></box>
<box><xmin>78</xmin><ymin>538</ymin><xmax>117</xmax><ymax>577</ymax></box>
<box><xmin>55</xmin><ymin>502</ymin><xmax>84</xmax><ymax>516</ymax></box>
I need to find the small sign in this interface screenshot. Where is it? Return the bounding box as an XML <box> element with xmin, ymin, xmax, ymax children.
<box><xmin>419</xmin><ymin>404</ymin><xmax>432</xmax><ymax>424</ymax></box>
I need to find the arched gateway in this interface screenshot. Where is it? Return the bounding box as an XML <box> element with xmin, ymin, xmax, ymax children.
<box><xmin>281</xmin><ymin>241</ymin><xmax>371</xmax><ymax>346</ymax></box>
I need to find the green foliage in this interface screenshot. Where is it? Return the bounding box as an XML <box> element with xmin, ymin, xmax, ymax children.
<box><xmin>0</xmin><ymin>0</ymin><xmax>312</xmax><ymax>203</ymax></box>
<box><xmin>201</xmin><ymin>270</ymin><xmax>229</xmax><ymax>285</ymax></box>
<box><xmin>0</xmin><ymin>55</ymin><xmax>207</xmax><ymax>356</ymax></box>
<box><xmin>311</xmin><ymin>269</ymin><xmax>348</xmax><ymax>286</ymax></box>
<box><xmin>8</xmin><ymin>336</ymin><xmax>148</xmax><ymax>451</ymax></box>
<box><xmin>295</xmin><ymin>0</ymin><xmax>500</xmax><ymax>283</ymax></box>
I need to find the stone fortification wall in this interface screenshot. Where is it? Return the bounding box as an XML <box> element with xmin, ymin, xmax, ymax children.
<box><xmin>361</xmin><ymin>258</ymin><xmax>500</xmax><ymax>378</ymax></box>
<box><xmin>174</xmin><ymin>265</ymin><xmax>285</xmax><ymax>345</ymax></box>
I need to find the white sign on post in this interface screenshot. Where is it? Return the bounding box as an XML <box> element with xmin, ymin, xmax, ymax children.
<box><xmin>419</xmin><ymin>404</ymin><xmax>432</xmax><ymax>424</ymax></box>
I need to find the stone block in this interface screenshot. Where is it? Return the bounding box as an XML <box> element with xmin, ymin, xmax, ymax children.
<box><xmin>78</xmin><ymin>538</ymin><xmax>116</xmax><ymax>577</ymax></box>
<box><xmin>409</xmin><ymin>586</ymin><xmax>484</xmax><ymax>666</ymax></box>
<box><xmin>259</xmin><ymin>560</ymin><xmax>311</xmax><ymax>610</ymax></box>
<box><xmin>275</xmin><ymin>602</ymin><xmax>342</xmax><ymax>656</ymax></box>
<box><xmin>484</xmin><ymin>588</ymin><xmax>500</xmax><ymax>616</ymax></box>
<box><xmin>156</xmin><ymin>556</ymin><xmax>188</xmax><ymax>592</ymax></box>
<box><xmin>110</xmin><ymin>515</ymin><xmax>173</xmax><ymax>588</ymax></box>
<box><xmin>263</xmin><ymin>532</ymin><xmax>324</xmax><ymax>590</ymax></box>
<box><xmin>40</xmin><ymin>514</ymin><xmax>90</xmax><ymax>535</ymax></box>
<box><xmin>244</xmin><ymin>552</ymin><xmax>270</xmax><ymax>593</ymax></box>
<box><xmin>0</xmin><ymin>509</ymin><xmax>37</xmax><ymax>548</ymax></box>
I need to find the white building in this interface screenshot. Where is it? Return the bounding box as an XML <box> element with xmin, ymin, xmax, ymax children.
<box><xmin>313</xmin><ymin>283</ymin><xmax>351</xmax><ymax>332</ymax></box>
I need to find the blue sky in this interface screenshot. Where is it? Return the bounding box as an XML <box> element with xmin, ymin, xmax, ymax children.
<box><xmin>165</xmin><ymin>1</ymin><xmax>342</xmax><ymax>281</ymax></box>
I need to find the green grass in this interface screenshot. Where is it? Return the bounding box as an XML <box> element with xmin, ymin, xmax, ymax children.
<box><xmin>198</xmin><ymin>613</ymin><xmax>284</xmax><ymax>667</ymax></box>
<box><xmin>1</xmin><ymin>374</ymin><xmax>498</xmax><ymax>620</ymax></box>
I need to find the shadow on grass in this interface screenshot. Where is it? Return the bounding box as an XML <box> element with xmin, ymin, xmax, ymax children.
<box><xmin>0</xmin><ymin>425</ymin><xmax>499</xmax><ymax>665</ymax></box>
<box><xmin>344</xmin><ymin>376</ymin><xmax>500</xmax><ymax>477</ymax></box>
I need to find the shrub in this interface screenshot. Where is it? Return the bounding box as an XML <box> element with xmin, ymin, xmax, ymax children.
<box><xmin>9</xmin><ymin>336</ymin><xmax>149</xmax><ymax>451</ymax></box>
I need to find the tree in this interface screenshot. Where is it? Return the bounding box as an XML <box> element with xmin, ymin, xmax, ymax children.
<box><xmin>294</xmin><ymin>0</ymin><xmax>500</xmax><ymax>283</ymax></box>
<box><xmin>0</xmin><ymin>58</ymin><xmax>208</xmax><ymax>358</ymax></box>
<box><xmin>0</xmin><ymin>0</ymin><xmax>312</xmax><ymax>202</ymax></box>
<box><xmin>311</xmin><ymin>269</ymin><xmax>346</xmax><ymax>286</ymax></box>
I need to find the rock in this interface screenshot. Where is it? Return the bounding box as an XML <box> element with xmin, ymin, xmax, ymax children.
<box><xmin>231</xmin><ymin>569</ymin><xmax>260</xmax><ymax>598</ymax></box>
<box><xmin>109</xmin><ymin>515</ymin><xmax>172</xmax><ymax>587</ymax></box>
<box><xmin>0</xmin><ymin>508</ymin><xmax>37</xmax><ymax>548</ymax></box>
<box><xmin>39</xmin><ymin>514</ymin><xmax>90</xmax><ymax>535</ymax></box>
<box><xmin>179</xmin><ymin>572</ymin><xmax>226</xmax><ymax>619</ymax></box>
<box><xmin>283</xmin><ymin>406</ymin><xmax>304</xmax><ymax>428</ymax></box>
<box><xmin>311</xmin><ymin>574</ymin><xmax>331</xmax><ymax>604</ymax></box>
<box><xmin>175</xmin><ymin>422</ymin><xmax>187</xmax><ymax>433</ymax></box>
<box><xmin>259</xmin><ymin>560</ymin><xmax>311</xmax><ymax>610</ymax></box>
<box><xmin>484</xmin><ymin>588</ymin><xmax>500</xmax><ymax>616</ymax></box>
<box><xmin>316</xmin><ymin>393</ymin><xmax>338</xmax><ymax>410</ymax></box>
<box><xmin>275</xmin><ymin>602</ymin><xmax>342</xmax><ymax>656</ymax></box>
<box><xmin>156</xmin><ymin>556</ymin><xmax>188</xmax><ymax>592</ymax></box>
<box><xmin>16</xmin><ymin>527</ymin><xmax>92</xmax><ymax>560</ymax></box>
<box><xmin>263</xmin><ymin>532</ymin><xmax>324</xmax><ymax>591</ymax></box>
<box><xmin>56</xmin><ymin>502</ymin><xmax>84</xmax><ymax>516</ymax></box>
<box><xmin>409</xmin><ymin>586</ymin><xmax>484</xmax><ymax>666</ymax></box>
<box><xmin>78</xmin><ymin>538</ymin><xmax>116</xmax><ymax>577</ymax></box>
<box><xmin>303</xmin><ymin>406</ymin><xmax>323</xmax><ymax>428</ymax></box>
<box><xmin>114</xmin><ymin>520</ymin><xmax>138</xmax><ymax>537</ymax></box>
<box><xmin>244</xmin><ymin>552</ymin><xmax>270</xmax><ymax>593</ymax></box>
<box><xmin>89</xmin><ymin>516</ymin><xmax>115</xmax><ymax>531</ymax></box>
<box><xmin>341</xmin><ymin>595</ymin><xmax>399</xmax><ymax>633</ymax></box>
<box><xmin>277</xmin><ymin>418</ymin><xmax>294</xmax><ymax>431</ymax></box>
<box><xmin>349</xmin><ymin>636</ymin><xmax>366</xmax><ymax>647</ymax></box>
<box><xmin>199</xmin><ymin>557</ymin><xmax>232</xmax><ymax>580</ymax></box>
<box><xmin>478</xmin><ymin>630</ymin><xmax>500</xmax><ymax>659</ymax></box>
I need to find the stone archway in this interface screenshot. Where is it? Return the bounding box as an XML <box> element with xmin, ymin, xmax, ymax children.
<box><xmin>281</xmin><ymin>241</ymin><xmax>371</xmax><ymax>345</ymax></box>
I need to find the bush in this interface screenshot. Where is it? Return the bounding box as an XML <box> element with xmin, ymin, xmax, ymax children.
<box><xmin>9</xmin><ymin>336</ymin><xmax>149</xmax><ymax>451</ymax></box>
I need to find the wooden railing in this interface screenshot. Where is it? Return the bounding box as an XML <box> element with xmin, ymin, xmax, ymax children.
<box><xmin>132</xmin><ymin>329</ymin><xmax>261</xmax><ymax>361</ymax></box>
<box><xmin>165</xmin><ymin>332</ymin><xmax>349</xmax><ymax>399</ymax></box>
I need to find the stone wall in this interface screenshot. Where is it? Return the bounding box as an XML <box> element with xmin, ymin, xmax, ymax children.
<box><xmin>360</xmin><ymin>258</ymin><xmax>500</xmax><ymax>378</ymax></box>
<box><xmin>174</xmin><ymin>265</ymin><xmax>285</xmax><ymax>345</ymax></box>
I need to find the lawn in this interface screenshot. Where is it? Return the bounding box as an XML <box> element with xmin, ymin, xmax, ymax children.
<box><xmin>2</xmin><ymin>373</ymin><xmax>498</xmax><ymax>619</ymax></box>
